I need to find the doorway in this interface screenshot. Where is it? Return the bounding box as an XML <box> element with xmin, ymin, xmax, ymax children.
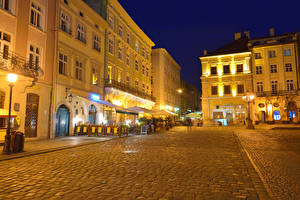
<box><xmin>25</xmin><ymin>93</ymin><xmax>39</xmax><ymax>138</ymax></box>
<box><xmin>55</xmin><ymin>105</ymin><xmax>70</xmax><ymax>137</ymax></box>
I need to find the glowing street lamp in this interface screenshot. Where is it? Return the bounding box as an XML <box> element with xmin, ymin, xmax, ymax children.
<box><xmin>3</xmin><ymin>73</ymin><xmax>18</xmax><ymax>154</ymax></box>
<box><xmin>243</xmin><ymin>93</ymin><xmax>255</xmax><ymax>129</ymax></box>
<box><xmin>177</xmin><ymin>89</ymin><xmax>183</xmax><ymax>94</ymax></box>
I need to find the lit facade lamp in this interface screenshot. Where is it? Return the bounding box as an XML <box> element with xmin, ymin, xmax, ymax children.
<box><xmin>243</xmin><ymin>93</ymin><xmax>255</xmax><ymax>129</ymax></box>
<box><xmin>3</xmin><ymin>73</ymin><xmax>18</xmax><ymax>154</ymax></box>
<box><xmin>65</xmin><ymin>88</ymin><xmax>73</xmax><ymax>103</ymax></box>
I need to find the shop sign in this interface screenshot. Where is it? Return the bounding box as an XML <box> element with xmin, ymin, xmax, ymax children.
<box><xmin>258</xmin><ymin>103</ymin><xmax>265</xmax><ymax>108</ymax></box>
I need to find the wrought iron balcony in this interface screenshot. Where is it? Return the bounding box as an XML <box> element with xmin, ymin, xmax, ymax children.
<box><xmin>104</xmin><ymin>79</ymin><xmax>156</xmax><ymax>102</ymax></box>
<box><xmin>0</xmin><ymin>50</ymin><xmax>43</xmax><ymax>78</ymax></box>
<box><xmin>256</xmin><ymin>90</ymin><xmax>297</xmax><ymax>97</ymax></box>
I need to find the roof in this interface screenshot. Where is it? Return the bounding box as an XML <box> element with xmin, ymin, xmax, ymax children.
<box><xmin>204</xmin><ymin>37</ymin><xmax>250</xmax><ymax>57</ymax></box>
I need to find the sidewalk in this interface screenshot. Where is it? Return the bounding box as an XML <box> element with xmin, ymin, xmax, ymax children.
<box><xmin>255</xmin><ymin>123</ymin><xmax>300</xmax><ymax>130</ymax></box>
<box><xmin>0</xmin><ymin>135</ymin><xmax>119</xmax><ymax>162</ymax></box>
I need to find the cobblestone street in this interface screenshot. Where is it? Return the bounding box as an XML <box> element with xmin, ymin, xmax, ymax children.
<box><xmin>235</xmin><ymin>128</ymin><xmax>300</xmax><ymax>200</ymax></box>
<box><xmin>0</xmin><ymin>127</ymin><xmax>269</xmax><ymax>200</ymax></box>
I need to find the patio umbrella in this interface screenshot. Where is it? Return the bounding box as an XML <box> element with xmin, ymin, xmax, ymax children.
<box><xmin>185</xmin><ymin>112</ymin><xmax>201</xmax><ymax>118</ymax></box>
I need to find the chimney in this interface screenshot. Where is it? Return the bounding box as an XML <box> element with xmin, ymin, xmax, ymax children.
<box><xmin>244</xmin><ymin>31</ymin><xmax>250</xmax><ymax>39</ymax></box>
<box><xmin>269</xmin><ymin>28</ymin><xmax>275</xmax><ymax>36</ymax></box>
<box><xmin>234</xmin><ymin>32</ymin><xmax>242</xmax><ymax>40</ymax></box>
<box><xmin>203</xmin><ymin>49</ymin><xmax>207</xmax><ymax>56</ymax></box>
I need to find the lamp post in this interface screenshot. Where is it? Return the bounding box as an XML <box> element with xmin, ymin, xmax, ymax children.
<box><xmin>243</xmin><ymin>93</ymin><xmax>255</xmax><ymax>129</ymax></box>
<box><xmin>3</xmin><ymin>73</ymin><xmax>18</xmax><ymax>154</ymax></box>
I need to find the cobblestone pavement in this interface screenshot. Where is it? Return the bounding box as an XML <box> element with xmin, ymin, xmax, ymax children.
<box><xmin>235</xmin><ymin>129</ymin><xmax>300</xmax><ymax>200</ymax></box>
<box><xmin>0</xmin><ymin>127</ymin><xmax>268</xmax><ymax>200</ymax></box>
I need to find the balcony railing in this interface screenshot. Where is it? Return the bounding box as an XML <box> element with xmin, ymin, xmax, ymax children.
<box><xmin>0</xmin><ymin>50</ymin><xmax>43</xmax><ymax>78</ymax></box>
<box><xmin>256</xmin><ymin>90</ymin><xmax>297</xmax><ymax>97</ymax></box>
<box><xmin>104</xmin><ymin>79</ymin><xmax>156</xmax><ymax>102</ymax></box>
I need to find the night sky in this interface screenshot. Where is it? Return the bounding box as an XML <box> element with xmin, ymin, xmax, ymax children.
<box><xmin>118</xmin><ymin>0</ymin><xmax>300</xmax><ymax>91</ymax></box>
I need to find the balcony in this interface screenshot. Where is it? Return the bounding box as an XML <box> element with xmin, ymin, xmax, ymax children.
<box><xmin>104</xmin><ymin>79</ymin><xmax>156</xmax><ymax>102</ymax></box>
<box><xmin>0</xmin><ymin>50</ymin><xmax>43</xmax><ymax>78</ymax></box>
<box><xmin>256</xmin><ymin>90</ymin><xmax>297</xmax><ymax>97</ymax></box>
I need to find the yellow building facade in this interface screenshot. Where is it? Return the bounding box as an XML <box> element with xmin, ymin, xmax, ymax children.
<box><xmin>105</xmin><ymin>0</ymin><xmax>155</xmax><ymax>123</ymax></box>
<box><xmin>152</xmin><ymin>48</ymin><xmax>181</xmax><ymax>114</ymax></box>
<box><xmin>200</xmin><ymin>36</ymin><xmax>253</xmax><ymax>125</ymax></box>
<box><xmin>250</xmin><ymin>33</ymin><xmax>300</xmax><ymax>123</ymax></box>
<box><xmin>52</xmin><ymin>0</ymin><xmax>109</xmax><ymax>137</ymax></box>
<box><xmin>0</xmin><ymin>0</ymin><xmax>56</xmax><ymax>141</ymax></box>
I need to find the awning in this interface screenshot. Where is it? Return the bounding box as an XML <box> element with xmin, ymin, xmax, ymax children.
<box><xmin>0</xmin><ymin>109</ymin><xmax>17</xmax><ymax>118</ymax></box>
<box><xmin>152</xmin><ymin>109</ymin><xmax>177</xmax><ymax>116</ymax></box>
<box><xmin>127</xmin><ymin>106</ymin><xmax>155</xmax><ymax>114</ymax></box>
<box><xmin>116</xmin><ymin>110</ymin><xmax>138</xmax><ymax>116</ymax></box>
<box><xmin>185</xmin><ymin>112</ymin><xmax>202</xmax><ymax>118</ymax></box>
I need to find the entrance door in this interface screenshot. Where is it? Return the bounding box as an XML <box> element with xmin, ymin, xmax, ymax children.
<box><xmin>25</xmin><ymin>93</ymin><xmax>39</xmax><ymax>138</ymax></box>
<box><xmin>259</xmin><ymin>111</ymin><xmax>265</xmax><ymax>123</ymax></box>
<box><xmin>226</xmin><ymin>112</ymin><xmax>233</xmax><ymax>125</ymax></box>
<box><xmin>88</xmin><ymin>104</ymin><xmax>97</xmax><ymax>125</ymax></box>
<box><xmin>55</xmin><ymin>105</ymin><xmax>70</xmax><ymax>137</ymax></box>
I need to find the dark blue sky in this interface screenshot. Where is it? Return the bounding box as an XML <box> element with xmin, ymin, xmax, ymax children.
<box><xmin>118</xmin><ymin>0</ymin><xmax>300</xmax><ymax>91</ymax></box>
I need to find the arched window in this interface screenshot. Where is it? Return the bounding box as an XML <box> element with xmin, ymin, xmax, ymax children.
<box><xmin>88</xmin><ymin>104</ymin><xmax>97</xmax><ymax>125</ymax></box>
<box><xmin>0</xmin><ymin>91</ymin><xmax>5</xmax><ymax>108</ymax></box>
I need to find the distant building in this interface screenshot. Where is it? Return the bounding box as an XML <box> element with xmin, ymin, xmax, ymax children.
<box><xmin>152</xmin><ymin>48</ymin><xmax>181</xmax><ymax>114</ymax></box>
<box><xmin>180</xmin><ymin>80</ymin><xmax>202</xmax><ymax>115</ymax></box>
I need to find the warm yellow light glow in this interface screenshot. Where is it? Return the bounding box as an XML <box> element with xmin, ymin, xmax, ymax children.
<box><xmin>219</xmin><ymin>84</ymin><xmax>223</xmax><ymax>96</ymax></box>
<box><xmin>250</xmin><ymin>95</ymin><xmax>255</xmax><ymax>100</ymax></box>
<box><xmin>232</xmin><ymin>90</ymin><xmax>237</xmax><ymax>97</ymax></box>
<box><xmin>160</xmin><ymin>105</ymin><xmax>165</xmax><ymax>110</ymax></box>
<box><xmin>177</xmin><ymin>89</ymin><xmax>183</xmax><ymax>94</ymax></box>
<box><xmin>166</xmin><ymin>105</ymin><xmax>173</xmax><ymax>111</ymax></box>
<box><xmin>113</xmin><ymin>100</ymin><xmax>123</xmax><ymax>106</ymax></box>
<box><xmin>267</xmin><ymin>104</ymin><xmax>273</xmax><ymax>113</ymax></box>
<box><xmin>7</xmin><ymin>73</ymin><xmax>18</xmax><ymax>83</ymax></box>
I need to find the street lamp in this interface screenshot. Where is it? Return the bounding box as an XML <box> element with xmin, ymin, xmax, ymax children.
<box><xmin>3</xmin><ymin>73</ymin><xmax>18</xmax><ymax>154</ymax></box>
<box><xmin>243</xmin><ymin>93</ymin><xmax>255</xmax><ymax>129</ymax></box>
<box><xmin>177</xmin><ymin>89</ymin><xmax>183</xmax><ymax>94</ymax></box>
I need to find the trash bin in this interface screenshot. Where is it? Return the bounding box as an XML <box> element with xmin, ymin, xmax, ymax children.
<box><xmin>10</xmin><ymin>131</ymin><xmax>24</xmax><ymax>153</ymax></box>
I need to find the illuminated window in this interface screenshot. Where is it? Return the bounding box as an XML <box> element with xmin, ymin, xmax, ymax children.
<box><xmin>257</xmin><ymin>82</ymin><xmax>263</xmax><ymax>93</ymax></box>
<box><xmin>60</xmin><ymin>12</ymin><xmax>71</xmax><ymax>34</ymax></box>
<box><xmin>287</xmin><ymin>80</ymin><xmax>294</xmax><ymax>91</ymax></box>
<box><xmin>271</xmin><ymin>81</ymin><xmax>278</xmax><ymax>94</ymax></box>
<box><xmin>210</xmin><ymin>67</ymin><xmax>217</xmax><ymax>75</ymax></box>
<box><xmin>285</xmin><ymin>63</ymin><xmax>292</xmax><ymax>72</ymax></box>
<box><xmin>135</xmin><ymin>60</ymin><xmax>139</xmax><ymax>71</ymax></box>
<box><xmin>270</xmin><ymin>64</ymin><xmax>277</xmax><ymax>73</ymax></box>
<box><xmin>92</xmin><ymin>67</ymin><xmax>98</xmax><ymax>85</ymax></box>
<box><xmin>237</xmin><ymin>84</ymin><xmax>244</xmax><ymax>94</ymax></box>
<box><xmin>224</xmin><ymin>85</ymin><xmax>231</xmax><ymax>95</ymax></box>
<box><xmin>126</xmin><ymin>53</ymin><xmax>130</xmax><ymax>65</ymax></box>
<box><xmin>256</xmin><ymin>66</ymin><xmax>262</xmax><ymax>74</ymax></box>
<box><xmin>108</xmin><ymin>15</ymin><xmax>114</xmax><ymax>29</ymax></box>
<box><xmin>59</xmin><ymin>53</ymin><xmax>67</xmax><ymax>75</ymax></box>
<box><xmin>0</xmin><ymin>90</ymin><xmax>4</xmax><ymax>108</ymax></box>
<box><xmin>30</xmin><ymin>3</ymin><xmax>43</xmax><ymax>29</ymax></box>
<box><xmin>236</xmin><ymin>64</ymin><xmax>243</xmax><ymax>73</ymax></box>
<box><xmin>254</xmin><ymin>53</ymin><xmax>262</xmax><ymax>59</ymax></box>
<box><xmin>93</xmin><ymin>35</ymin><xmax>101</xmax><ymax>52</ymax></box>
<box><xmin>107</xmin><ymin>66</ymin><xmax>112</xmax><ymax>82</ymax></box>
<box><xmin>29</xmin><ymin>45</ymin><xmax>40</xmax><ymax>69</ymax></box>
<box><xmin>117</xmin><ymin>71</ymin><xmax>122</xmax><ymax>83</ymax></box>
<box><xmin>211</xmin><ymin>86</ymin><xmax>218</xmax><ymax>95</ymax></box>
<box><xmin>118</xmin><ymin>45</ymin><xmax>123</xmax><ymax>60</ymax></box>
<box><xmin>284</xmin><ymin>49</ymin><xmax>291</xmax><ymax>56</ymax></box>
<box><xmin>223</xmin><ymin>65</ymin><xmax>230</xmax><ymax>74</ymax></box>
<box><xmin>269</xmin><ymin>51</ymin><xmax>276</xmax><ymax>58</ymax></box>
<box><xmin>75</xmin><ymin>60</ymin><xmax>84</xmax><ymax>81</ymax></box>
<box><xmin>108</xmin><ymin>37</ymin><xmax>114</xmax><ymax>54</ymax></box>
<box><xmin>135</xmin><ymin>41</ymin><xmax>139</xmax><ymax>52</ymax></box>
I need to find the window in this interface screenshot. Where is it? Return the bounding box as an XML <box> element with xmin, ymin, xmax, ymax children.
<box><xmin>60</xmin><ymin>12</ymin><xmax>71</xmax><ymax>34</ymax></box>
<box><xmin>210</xmin><ymin>67</ymin><xmax>217</xmax><ymax>75</ymax></box>
<box><xmin>0</xmin><ymin>91</ymin><xmax>4</xmax><ymax>108</ymax></box>
<box><xmin>118</xmin><ymin>45</ymin><xmax>123</xmax><ymax>60</ymax></box>
<box><xmin>29</xmin><ymin>45</ymin><xmax>40</xmax><ymax>69</ymax></box>
<box><xmin>142</xmin><ymin>65</ymin><xmax>145</xmax><ymax>75</ymax></box>
<box><xmin>107</xmin><ymin>66</ymin><xmax>112</xmax><ymax>82</ymax></box>
<box><xmin>254</xmin><ymin>53</ymin><xmax>262</xmax><ymax>59</ymax></box>
<box><xmin>236</xmin><ymin>64</ymin><xmax>243</xmax><ymax>73</ymax></box>
<box><xmin>287</xmin><ymin>80</ymin><xmax>294</xmax><ymax>91</ymax></box>
<box><xmin>135</xmin><ymin>80</ymin><xmax>139</xmax><ymax>89</ymax></box>
<box><xmin>270</xmin><ymin>64</ymin><xmax>277</xmax><ymax>73</ymax></box>
<box><xmin>146</xmin><ymin>85</ymin><xmax>149</xmax><ymax>94</ymax></box>
<box><xmin>257</xmin><ymin>82</ymin><xmax>263</xmax><ymax>93</ymax></box>
<box><xmin>75</xmin><ymin>60</ymin><xmax>84</xmax><ymax>81</ymax></box>
<box><xmin>0</xmin><ymin>0</ymin><xmax>10</xmax><ymax>11</ymax></box>
<box><xmin>271</xmin><ymin>81</ymin><xmax>278</xmax><ymax>94</ymax></box>
<box><xmin>135</xmin><ymin>60</ymin><xmax>139</xmax><ymax>71</ymax></box>
<box><xmin>93</xmin><ymin>35</ymin><xmax>100</xmax><ymax>52</ymax></box>
<box><xmin>126</xmin><ymin>53</ymin><xmax>130</xmax><ymax>65</ymax></box>
<box><xmin>58</xmin><ymin>53</ymin><xmax>67</xmax><ymax>75</ymax></box>
<box><xmin>30</xmin><ymin>3</ymin><xmax>43</xmax><ymax>29</ymax></box>
<box><xmin>237</xmin><ymin>84</ymin><xmax>244</xmax><ymax>94</ymax></box>
<box><xmin>108</xmin><ymin>38</ymin><xmax>114</xmax><ymax>54</ymax></box>
<box><xmin>256</xmin><ymin>66</ymin><xmax>262</xmax><ymax>74</ymax></box>
<box><xmin>223</xmin><ymin>65</ymin><xmax>230</xmax><ymax>74</ymax></box>
<box><xmin>76</xmin><ymin>23</ymin><xmax>86</xmax><ymax>43</ymax></box>
<box><xmin>108</xmin><ymin>15</ymin><xmax>114</xmax><ymax>29</ymax></box>
<box><xmin>146</xmin><ymin>68</ymin><xmax>149</xmax><ymax>76</ymax></box>
<box><xmin>117</xmin><ymin>71</ymin><xmax>122</xmax><ymax>83</ymax></box>
<box><xmin>285</xmin><ymin>63</ymin><xmax>292</xmax><ymax>72</ymax></box>
<box><xmin>126</xmin><ymin>33</ymin><xmax>130</xmax><ymax>44</ymax></box>
<box><xmin>142</xmin><ymin>83</ymin><xmax>145</xmax><ymax>92</ymax></box>
<box><xmin>269</xmin><ymin>51</ymin><xmax>276</xmax><ymax>58</ymax></box>
<box><xmin>146</xmin><ymin>51</ymin><xmax>149</xmax><ymax>60</ymax></box>
<box><xmin>0</xmin><ymin>31</ymin><xmax>11</xmax><ymax>60</ymax></box>
<box><xmin>118</xmin><ymin>25</ymin><xmax>123</xmax><ymax>37</ymax></box>
<box><xmin>135</xmin><ymin>41</ymin><xmax>139</xmax><ymax>52</ymax></box>
<box><xmin>284</xmin><ymin>49</ymin><xmax>291</xmax><ymax>56</ymax></box>
<box><xmin>142</xmin><ymin>48</ymin><xmax>145</xmax><ymax>57</ymax></box>
<box><xmin>224</xmin><ymin>85</ymin><xmax>231</xmax><ymax>95</ymax></box>
<box><xmin>126</xmin><ymin>76</ymin><xmax>130</xmax><ymax>85</ymax></box>
<box><xmin>92</xmin><ymin>67</ymin><xmax>98</xmax><ymax>85</ymax></box>
<box><xmin>211</xmin><ymin>86</ymin><xmax>218</xmax><ymax>95</ymax></box>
